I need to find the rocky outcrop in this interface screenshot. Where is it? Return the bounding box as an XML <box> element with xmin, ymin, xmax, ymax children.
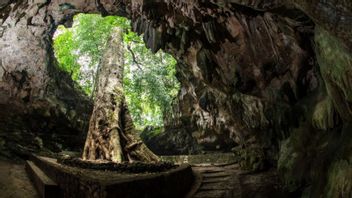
<box><xmin>0</xmin><ymin>1</ymin><xmax>93</xmax><ymax>158</ymax></box>
<box><xmin>1</xmin><ymin>0</ymin><xmax>351</xmax><ymax>197</ymax></box>
<box><xmin>126</xmin><ymin>0</ymin><xmax>352</xmax><ymax>196</ymax></box>
<box><xmin>131</xmin><ymin>0</ymin><xmax>317</xmax><ymax>168</ymax></box>
<box><xmin>277</xmin><ymin>25</ymin><xmax>352</xmax><ymax>197</ymax></box>
<box><xmin>141</xmin><ymin>126</ymin><xmax>202</xmax><ymax>155</ymax></box>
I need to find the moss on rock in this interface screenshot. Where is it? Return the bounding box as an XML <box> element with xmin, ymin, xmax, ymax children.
<box><xmin>325</xmin><ymin>159</ymin><xmax>352</xmax><ymax>197</ymax></box>
<box><xmin>315</xmin><ymin>26</ymin><xmax>352</xmax><ymax>121</ymax></box>
<box><xmin>312</xmin><ymin>97</ymin><xmax>338</xmax><ymax>130</ymax></box>
<box><xmin>278</xmin><ymin>126</ymin><xmax>307</xmax><ymax>192</ymax></box>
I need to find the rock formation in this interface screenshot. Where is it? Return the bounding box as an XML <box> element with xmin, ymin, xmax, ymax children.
<box><xmin>0</xmin><ymin>0</ymin><xmax>94</xmax><ymax>158</ymax></box>
<box><xmin>0</xmin><ymin>0</ymin><xmax>351</xmax><ymax>197</ymax></box>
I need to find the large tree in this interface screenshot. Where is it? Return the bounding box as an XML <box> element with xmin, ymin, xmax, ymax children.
<box><xmin>82</xmin><ymin>28</ymin><xmax>159</xmax><ymax>163</ymax></box>
<box><xmin>54</xmin><ymin>14</ymin><xmax>180</xmax><ymax>129</ymax></box>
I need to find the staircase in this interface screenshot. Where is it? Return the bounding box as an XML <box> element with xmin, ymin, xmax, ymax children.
<box><xmin>190</xmin><ymin>163</ymin><xmax>242</xmax><ymax>198</ymax></box>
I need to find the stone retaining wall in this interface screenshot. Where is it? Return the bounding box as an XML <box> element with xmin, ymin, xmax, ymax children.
<box><xmin>30</xmin><ymin>155</ymin><xmax>194</xmax><ymax>198</ymax></box>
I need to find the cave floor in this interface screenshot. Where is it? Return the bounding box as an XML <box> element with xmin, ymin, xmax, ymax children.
<box><xmin>0</xmin><ymin>160</ymin><xmax>38</xmax><ymax>198</ymax></box>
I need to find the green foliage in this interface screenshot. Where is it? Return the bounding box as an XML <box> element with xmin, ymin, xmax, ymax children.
<box><xmin>72</xmin><ymin>14</ymin><xmax>129</xmax><ymax>67</ymax></box>
<box><xmin>53</xmin><ymin>14</ymin><xmax>180</xmax><ymax>129</ymax></box>
<box><xmin>53</xmin><ymin>26</ymin><xmax>80</xmax><ymax>80</ymax></box>
<box><xmin>123</xmin><ymin>40</ymin><xmax>179</xmax><ymax>128</ymax></box>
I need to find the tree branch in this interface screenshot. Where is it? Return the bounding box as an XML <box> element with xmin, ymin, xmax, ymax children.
<box><xmin>126</xmin><ymin>44</ymin><xmax>143</xmax><ymax>71</ymax></box>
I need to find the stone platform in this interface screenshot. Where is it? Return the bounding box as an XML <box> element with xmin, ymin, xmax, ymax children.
<box><xmin>26</xmin><ymin>155</ymin><xmax>194</xmax><ymax>198</ymax></box>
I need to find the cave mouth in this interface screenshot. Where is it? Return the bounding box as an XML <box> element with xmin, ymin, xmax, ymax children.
<box><xmin>52</xmin><ymin>13</ymin><xmax>180</xmax><ymax>133</ymax></box>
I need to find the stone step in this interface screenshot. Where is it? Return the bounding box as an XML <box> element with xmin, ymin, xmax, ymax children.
<box><xmin>199</xmin><ymin>182</ymin><xmax>233</xmax><ymax>190</ymax></box>
<box><xmin>199</xmin><ymin>170</ymin><xmax>224</xmax><ymax>174</ymax></box>
<box><xmin>192</xmin><ymin>189</ymin><xmax>227</xmax><ymax>198</ymax></box>
<box><xmin>222</xmin><ymin>163</ymin><xmax>240</xmax><ymax>169</ymax></box>
<box><xmin>202</xmin><ymin>176</ymin><xmax>231</xmax><ymax>183</ymax></box>
<box><xmin>196</xmin><ymin>167</ymin><xmax>225</xmax><ymax>173</ymax></box>
<box><xmin>202</xmin><ymin>171</ymin><xmax>233</xmax><ymax>178</ymax></box>
<box><xmin>190</xmin><ymin>163</ymin><xmax>241</xmax><ymax>198</ymax></box>
<box><xmin>25</xmin><ymin>160</ymin><xmax>60</xmax><ymax>198</ymax></box>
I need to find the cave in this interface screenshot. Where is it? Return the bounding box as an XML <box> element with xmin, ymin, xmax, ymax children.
<box><xmin>0</xmin><ymin>0</ymin><xmax>352</xmax><ymax>198</ymax></box>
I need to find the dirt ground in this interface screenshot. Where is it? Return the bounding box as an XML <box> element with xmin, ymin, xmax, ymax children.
<box><xmin>0</xmin><ymin>161</ymin><xmax>38</xmax><ymax>198</ymax></box>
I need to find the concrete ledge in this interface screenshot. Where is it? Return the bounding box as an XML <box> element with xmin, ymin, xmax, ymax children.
<box><xmin>30</xmin><ymin>155</ymin><xmax>194</xmax><ymax>198</ymax></box>
<box><xmin>25</xmin><ymin>160</ymin><xmax>60</xmax><ymax>198</ymax></box>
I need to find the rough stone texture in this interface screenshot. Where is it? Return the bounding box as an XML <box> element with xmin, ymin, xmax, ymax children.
<box><xmin>141</xmin><ymin>126</ymin><xmax>202</xmax><ymax>155</ymax></box>
<box><xmin>0</xmin><ymin>0</ymin><xmax>352</xmax><ymax>197</ymax></box>
<box><xmin>277</xmin><ymin>27</ymin><xmax>352</xmax><ymax>197</ymax></box>
<box><xmin>126</xmin><ymin>2</ymin><xmax>351</xmax><ymax>197</ymax></box>
<box><xmin>135</xmin><ymin>0</ymin><xmax>316</xmax><ymax>168</ymax></box>
<box><xmin>292</xmin><ymin>0</ymin><xmax>352</xmax><ymax>51</ymax></box>
<box><xmin>0</xmin><ymin>1</ymin><xmax>93</xmax><ymax>157</ymax></box>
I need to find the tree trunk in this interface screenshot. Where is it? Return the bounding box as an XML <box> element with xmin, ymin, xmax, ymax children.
<box><xmin>82</xmin><ymin>28</ymin><xmax>159</xmax><ymax>163</ymax></box>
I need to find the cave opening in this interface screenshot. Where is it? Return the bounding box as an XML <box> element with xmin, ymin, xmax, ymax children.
<box><xmin>52</xmin><ymin>13</ymin><xmax>180</xmax><ymax>134</ymax></box>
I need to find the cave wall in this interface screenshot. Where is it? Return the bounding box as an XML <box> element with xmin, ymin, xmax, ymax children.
<box><xmin>130</xmin><ymin>0</ymin><xmax>318</xmax><ymax>166</ymax></box>
<box><xmin>0</xmin><ymin>0</ymin><xmax>97</xmax><ymax>158</ymax></box>
<box><xmin>0</xmin><ymin>0</ymin><xmax>351</xmax><ymax>197</ymax></box>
